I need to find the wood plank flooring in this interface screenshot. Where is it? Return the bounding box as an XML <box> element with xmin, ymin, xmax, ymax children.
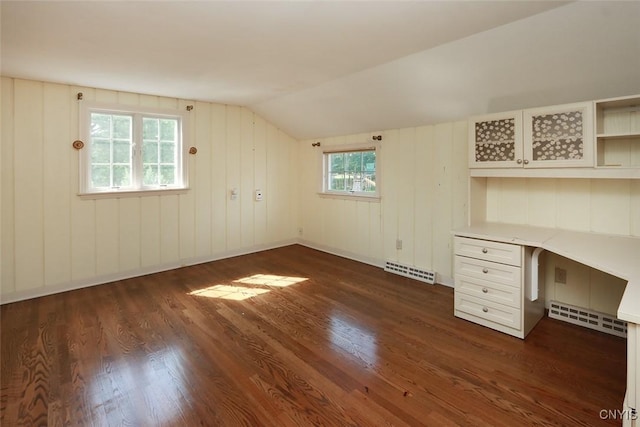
<box><xmin>1</xmin><ymin>245</ymin><xmax>627</xmax><ymax>426</ymax></box>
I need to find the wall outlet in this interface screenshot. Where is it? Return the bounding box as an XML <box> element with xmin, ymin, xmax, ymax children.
<box><xmin>555</xmin><ymin>267</ymin><xmax>567</xmax><ymax>284</ymax></box>
<box><xmin>255</xmin><ymin>189</ymin><xmax>263</xmax><ymax>201</ymax></box>
<box><xmin>396</xmin><ymin>239</ymin><xmax>403</xmax><ymax>250</ymax></box>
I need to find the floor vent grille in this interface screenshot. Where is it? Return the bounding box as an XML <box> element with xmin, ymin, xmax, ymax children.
<box><xmin>549</xmin><ymin>300</ymin><xmax>627</xmax><ymax>338</ymax></box>
<box><xmin>384</xmin><ymin>262</ymin><xmax>435</xmax><ymax>284</ymax></box>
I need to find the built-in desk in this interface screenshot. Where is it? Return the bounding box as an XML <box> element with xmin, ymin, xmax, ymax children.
<box><xmin>453</xmin><ymin>222</ymin><xmax>640</xmax><ymax>425</ymax></box>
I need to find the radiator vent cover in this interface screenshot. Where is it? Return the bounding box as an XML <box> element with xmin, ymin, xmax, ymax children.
<box><xmin>384</xmin><ymin>262</ymin><xmax>435</xmax><ymax>284</ymax></box>
<box><xmin>549</xmin><ymin>300</ymin><xmax>627</xmax><ymax>338</ymax></box>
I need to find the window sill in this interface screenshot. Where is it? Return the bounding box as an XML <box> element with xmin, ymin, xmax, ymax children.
<box><xmin>318</xmin><ymin>192</ymin><xmax>380</xmax><ymax>202</ymax></box>
<box><xmin>78</xmin><ymin>188</ymin><xmax>189</xmax><ymax>200</ymax></box>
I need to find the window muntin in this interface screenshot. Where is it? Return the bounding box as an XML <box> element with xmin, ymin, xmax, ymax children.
<box><xmin>323</xmin><ymin>148</ymin><xmax>378</xmax><ymax>197</ymax></box>
<box><xmin>81</xmin><ymin>103</ymin><xmax>187</xmax><ymax>195</ymax></box>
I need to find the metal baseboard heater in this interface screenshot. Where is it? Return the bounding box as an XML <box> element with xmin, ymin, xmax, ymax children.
<box><xmin>384</xmin><ymin>261</ymin><xmax>435</xmax><ymax>284</ymax></box>
<box><xmin>549</xmin><ymin>300</ymin><xmax>627</xmax><ymax>338</ymax></box>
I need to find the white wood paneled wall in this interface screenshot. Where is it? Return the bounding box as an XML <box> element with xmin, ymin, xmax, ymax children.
<box><xmin>485</xmin><ymin>177</ymin><xmax>640</xmax><ymax>314</ymax></box>
<box><xmin>0</xmin><ymin>77</ymin><xmax>299</xmax><ymax>302</ymax></box>
<box><xmin>298</xmin><ymin>121</ymin><xmax>468</xmax><ymax>283</ymax></box>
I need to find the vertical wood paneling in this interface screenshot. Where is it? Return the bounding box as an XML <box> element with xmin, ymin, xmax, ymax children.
<box><xmin>43</xmin><ymin>83</ymin><xmax>72</xmax><ymax>286</ymax></box>
<box><xmin>13</xmin><ymin>80</ymin><xmax>45</xmax><ymax>290</ymax></box>
<box><xmin>397</xmin><ymin>127</ymin><xmax>416</xmax><ymax>266</ymax></box>
<box><xmin>118</xmin><ymin>197</ymin><xmax>141</xmax><ymax>272</ymax></box>
<box><xmin>557</xmin><ymin>179</ymin><xmax>591</xmax><ymax>231</ymax></box>
<box><xmin>140</xmin><ymin>196</ymin><xmax>161</xmax><ymax>268</ymax></box>
<box><xmin>413</xmin><ymin>126</ymin><xmax>433</xmax><ymax>269</ymax></box>
<box><xmin>226</xmin><ymin>106</ymin><xmax>242</xmax><ymax>251</ymax></box>
<box><xmin>632</xmin><ymin>181</ymin><xmax>640</xmax><ymax>237</ymax></box>
<box><xmin>194</xmin><ymin>101</ymin><xmax>212</xmax><ymax>257</ymax></box>
<box><xmin>70</xmin><ymin>87</ymin><xmax>97</xmax><ymax>282</ymax></box>
<box><xmin>1</xmin><ymin>77</ymin><xmax>15</xmax><ymax>294</ymax></box>
<box><xmin>211</xmin><ymin>104</ymin><xmax>227</xmax><ymax>253</ymax></box>
<box><xmin>432</xmin><ymin>123</ymin><xmax>453</xmax><ymax>279</ymax></box>
<box><xmin>590</xmin><ymin>179</ymin><xmax>631</xmax><ymax>235</ymax></box>
<box><xmin>160</xmin><ymin>195</ymin><xmax>180</xmax><ymax>264</ymax></box>
<box><xmin>451</xmin><ymin>121</ymin><xmax>468</xmax><ymax>231</ymax></box>
<box><xmin>382</xmin><ymin>129</ymin><xmax>399</xmax><ymax>262</ymax></box>
<box><xmin>179</xmin><ymin>99</ymin><xmax>196</xmax><ymax>260</ymax></box>
<box><xmin>497</xmin><ymin>178</ymin><xmax>527</xmax><ymax>224</ymax></box>
<box><xmin>95</xmin><ymin>199</ymin><xmax>119</xmax><ymax>276</ymax></box>
<box><xmin>253</xmin><ymin>115</ymin><xmax>267</xmax><ymax>246</ymax></box>
<box><xmin>526</xmin><ymin>179</ymin><xmax>557</xmax><ymax>227</ymax></box>
<box><xmin>240</xmin><ymin>108</ymin><xmax>255</xmax><ymax>248</ymax></box>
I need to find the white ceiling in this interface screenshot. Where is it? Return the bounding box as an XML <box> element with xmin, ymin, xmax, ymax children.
<box><xmin>2</xmin><ymin>1</ymin><xmax>639</xmax><ymax>139</ymax></box>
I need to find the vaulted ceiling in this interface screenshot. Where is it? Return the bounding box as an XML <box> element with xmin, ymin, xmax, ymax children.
<box><xmin>2</xmin><ymin>1</ymin><xmax>639</xmax><ymax>139</ymax></box>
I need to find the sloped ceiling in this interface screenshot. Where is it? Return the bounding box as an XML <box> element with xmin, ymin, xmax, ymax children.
<box><xmin>2</xmin><ymin>1</ymin><xmax>639</xmax><ymax>139</ymax></box>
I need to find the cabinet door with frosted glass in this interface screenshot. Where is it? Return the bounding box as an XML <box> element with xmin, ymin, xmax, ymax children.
<box><xmin>523</xmin><ymin>102</ymin><xmax>594</xmax><ymax>168</ymax></box>
<box><xmin>469</xmin><ymin>111</ymin><xmax>523</xmax><ymax>168</ymax></box>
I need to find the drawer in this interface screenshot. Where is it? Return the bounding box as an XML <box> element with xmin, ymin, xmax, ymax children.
<box><xmin>455</xmin><ymin>275</ymin><xmax>521</xmax><ymax>308</ymax></box>
<box><xmin>455</xmin><ymin>292</ymin><xmax>521</xmax><ymax>330</ymax></box>
<box><xmin>454</xmin><ymin>236</ymin><xmax>521</xmax><ymax>266</ymax></box>
<box><xmin>454</xmin><ymin>256</ymin><xmax>521</xmax><ymax>288</ymax></box>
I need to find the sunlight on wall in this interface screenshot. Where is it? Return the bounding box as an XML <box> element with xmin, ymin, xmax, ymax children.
<box><xmin>189</xmin><ymin>274</ymin><xmax>308</xmax><ymax>301</ymax></box>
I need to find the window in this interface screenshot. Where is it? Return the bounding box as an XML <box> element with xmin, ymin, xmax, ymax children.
<box><xmin>321</xmin><ymin>144</ymin><xmax>379</xmax><ymax>198</ymax></box>
<box><xmin>80</xmin><ymin>103</ymin><xmax>188</xmax><ymax>195</ymax></box>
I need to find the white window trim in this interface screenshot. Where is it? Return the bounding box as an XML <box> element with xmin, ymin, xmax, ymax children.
<box><xmin>318</xmin><ymin>142</ymin><xmax>381</xmax><ymax>200</ymax></box>
<box><xmin>78</xmin><ymin>101</ymin><xmax>190</xmax><ymax>196</ymax></box>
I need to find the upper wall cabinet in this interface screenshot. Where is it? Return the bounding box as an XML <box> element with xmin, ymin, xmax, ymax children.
<box><xmin>523</xmin><ymin>102</ymin><xmax>593</xmax><ymax>168</ymax></box>
<box><xmin>470</xmin><ymin>102</ymin><xmax>593</xmax><ymax>169</ymax></box>
<box><xmin>469</xmin><ymin>111</ymin><xmax>522</xmax><ymax>169</ymax></box>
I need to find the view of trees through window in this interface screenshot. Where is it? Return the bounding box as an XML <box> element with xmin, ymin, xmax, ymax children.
<box><xmin>89</xmin><ymin>113</ymin><xmax>179</xmax><ymax>190</ymax></box>
<box><xmin>327</xmin><ymin>150</ymin><xmax>376</xmax><ymax>193</ymax></box>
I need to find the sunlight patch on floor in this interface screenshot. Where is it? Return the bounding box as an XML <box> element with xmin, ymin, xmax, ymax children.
<box><xmin>189</xmin><ymin>274</ymin><xmax>308</xmax><ymax>300</ymax></box>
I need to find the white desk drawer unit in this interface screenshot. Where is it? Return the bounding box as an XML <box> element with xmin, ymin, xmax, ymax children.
<box><xmin>454</xmin><ymin>235</ymin><xmax>544</xmax><ymax>339</ymax></box>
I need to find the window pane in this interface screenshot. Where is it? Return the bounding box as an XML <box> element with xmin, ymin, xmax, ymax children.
<box><xmin>113</xmin><ymin>141</ymin><xmax>131</xmax><ymax>163</ymax></box>
<box><xmin>142</xmin><ymin>141</ymin><xmax>158</xmax><ymax>163</ymax></box>
<box><xmin>91</xmin><ymin>165</ymin><xmax>110</xmax><ymax>188</ymax></box>
<box><xmin>91</xmin><ymin>140</ymin><xmax>110</xmax><ymax>163</ymax></box>
<box><xmin>90</xmin><ymin>113</ymin><xmax>111</xmax><ymax>138</ymax></box>
<box><xmin>112</xmin><ymin>165</ymin><xmax>131</xmax><ymax>187</ymax></box>
<box><xmin>346</xmin><ymin>152</ymin><xmax>363</xmax><ymax>173</ymax></box>
<box><xmin>160</xmin><ymin>142</ymin><xmax>176</xmax><ymax>163</ymax></box>
<box><xmin>143</xmin><ymin>164</ymin><xmax>159</xmax><ymax>186</ymax></box>
<box><xmin>112</xmin><ymin>115</ymin><xmax>132</xmax><ymax>139</ymax></box>
<box><xmin>160</xmin><ymin>165</ymin><xmax>175</xmax><ymax>185</ymax></box>
<box><xmin>160</xmin><ymin>119</ymin><xmax>177</xmax><ymax>141</ymax></box>
<box><xmin>329</xmin><ymin>153</ymin><xmax>344</xmax><ymax>173</ymax></box>
<box><xmin>329</xmin><ymin>173</ymin><xmax>344</xmax><ymax>191</ymax></box>
<box><xmin>143</xmin><ymin>118</ymin><xmax>159</xmax><ymax>141</ymax></box>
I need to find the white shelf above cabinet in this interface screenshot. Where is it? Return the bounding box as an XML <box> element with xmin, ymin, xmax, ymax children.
<box><xmin>469</xmin><ymin>167</ymin><xmax>640</xmax><ymax>179</ymax></box>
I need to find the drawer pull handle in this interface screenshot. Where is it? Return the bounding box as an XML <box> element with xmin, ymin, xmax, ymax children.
<box><xmin>482</xmin><ymin>307</ymin><xmax>489</xmax><ymax>313</ymax></box>
<box><xmin>482</xmin><ymin>268</ymin><xmax>489</xmax><ymax>274</ymax></box>
<box><xmin>482</xmin><ymin>248</ymin><xmax>488</xmax><ymax>254</ymax></box>
<box><xmin>482</xmin><ymin>287</ymin><xmax>488</xmax><ymax>293</ymax></box>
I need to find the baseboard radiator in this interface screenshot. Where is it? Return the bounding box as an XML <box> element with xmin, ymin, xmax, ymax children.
<box><xmin>384</xmin><ymin>261</ymin><xmax>435</xmax><ymax>284</ymax></box>
<box><xmin>548</xmin><ymin>300</ymin><xmax>627</xmax><ymax>338</ymax></box>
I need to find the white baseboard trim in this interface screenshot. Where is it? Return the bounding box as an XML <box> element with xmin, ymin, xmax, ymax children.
<box><xmin>296</xmin><ymin>240</ymin><xmax>385</xmax><ymax>269</ymax></box>
<box><xmin>0</xmin><ymin>239</ymin><xmax>297</xmax><ymax>305</ymax></box>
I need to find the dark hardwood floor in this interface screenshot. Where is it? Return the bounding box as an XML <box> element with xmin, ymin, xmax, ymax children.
<box><xmin>1</xmin><ymin>245</ymin><xmax>627</xmax><ymax>426</ymax></box>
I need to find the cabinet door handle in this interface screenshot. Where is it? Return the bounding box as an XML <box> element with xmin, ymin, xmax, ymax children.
<box><xmin>523</xmin><ymin>159</ymin><xmax>530</xmax><ymax>165</ymax></box>
<box><xmin>482</xmin><ymin>287</ymin><xmax>488</xmax><ymax>293</ymax></box>
<box><xmin>482</xmin><ymin>268</ymin><xmax>489</xmax><ymax>274</ymax></box>
<box><xmin>516</xmin><ymin>159</ymin><xmax>523</xmax><ymax>164</ymax></box>
<box><xmin>482</xmin><ymin>248</ymin><xmax>488</xmax><ymax>254</ymax></box>
<box><xmin>482</xmin><ymin>307</ymin><xmax>489</xmax><ymax>313</ymax></box>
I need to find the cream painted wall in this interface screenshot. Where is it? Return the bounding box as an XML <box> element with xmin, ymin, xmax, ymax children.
<box><xmin>298</xmin><ymin>121</ymin><xmax>468</xmax><ymax>284</ymax></box>
<box><xmin>485</xmin><ymin>177</ymin><xmax>640</xmax><ymax>314</ymax></box>
<box><xmin>0</xmin><ymin>77</ymin><xmax>299</xmax><ymax>302</ymax></box>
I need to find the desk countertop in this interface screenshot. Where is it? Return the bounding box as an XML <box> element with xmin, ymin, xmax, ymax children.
<box><xmin>453</xmin><ymin>222</ymin><xmax>640</xmax><ymax>324</ymax></box>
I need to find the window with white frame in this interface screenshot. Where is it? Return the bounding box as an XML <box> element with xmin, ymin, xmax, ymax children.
<box><xmin>322</xmin><ymin>145</ymin><xmax>379</xmax><ymax>198</ymax></box>
<box><xmin>80</xmin><ymin>103</ymin><xmax>188</xmax><ymax>195</ymax></box>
